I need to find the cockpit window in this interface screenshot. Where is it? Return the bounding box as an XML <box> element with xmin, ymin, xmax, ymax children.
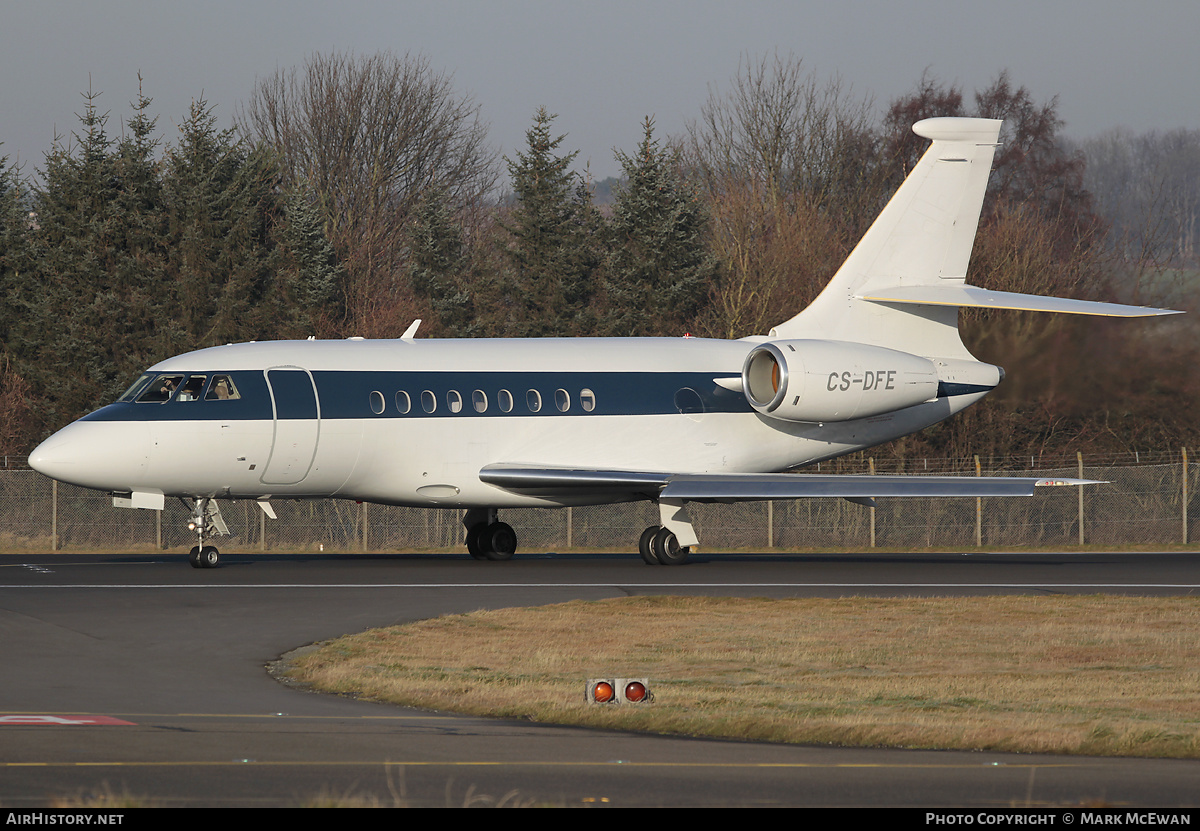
<box><xmin>136</xmin><ymin>374</ymin><xmax>184</xmax><ymax>403</ymax></box>
<box><xmin>176</xmin><ymin>375</ymin><xmax>207</xmax><ymax>402</ymax></box>
<box><xmin>204</xmin><ymin>375</ymin><xmax>241</xmax><ymax>401</ymax></box>
<box><xmin>118</xmin><ymin>373</ymin><xmax>155</xmax><ymax>403</ymax></box>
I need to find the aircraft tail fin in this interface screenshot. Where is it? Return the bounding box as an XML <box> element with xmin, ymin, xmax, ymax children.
<box><xmin>771</xmin><ymin>117</ymin><xmax>1001</xmax><ymax>358</ymax></box>
<box><xmin>769</xmin><ymin>117</ymin><xmax>1179</xmax><ymax>357</ymax></box>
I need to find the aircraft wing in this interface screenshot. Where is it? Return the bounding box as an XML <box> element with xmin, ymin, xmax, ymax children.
<box><xmin>478</xmin><ymin>464</ymin><xmax>1095</xmax><ymax>503</ymax></box>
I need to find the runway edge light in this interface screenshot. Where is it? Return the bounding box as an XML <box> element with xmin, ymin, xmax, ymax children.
<box><xmin>586</xmin><ymin>678</ymin><xmax>652</xmax><ymax>704</ymax></box>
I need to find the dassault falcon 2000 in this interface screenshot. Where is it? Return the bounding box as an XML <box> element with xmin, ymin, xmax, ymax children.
<box><xmin>29</xmin><ymin>117</ymin><xmax>1179</xmax><ymax>568</ymax></box>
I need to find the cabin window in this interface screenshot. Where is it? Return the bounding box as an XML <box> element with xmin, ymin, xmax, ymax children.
<box><xmin>137</xmin><ymin>374</ymin><xmax>184</xmax><ymax>403</ymax></box>
<box><xmin>421</xmin><ymin>390</ymin><xmax>436</xmax><ymax>413</ymax></box>
<box><xmin>498</xmin><ymin>389</ymin><xmax>514</xmax><ymax>413</ymax></box>
<box><xmin>395</xmin><ymin>391</ymin><xmax>411</xmax><ymax>414</ymax></box>
<box><xmin>118</xmin><ymin>373</ymin><xmax>154</xmax><ymax>403</ymax></box>
<box><xmin>555</xmin><ymin>389</ymin><xmax>570</xmax><ymax>412</ymax></box>
<box><xmin>369</xmin><ymin>391</ymin><xmax>385</xmax><ymax>414</ymax></box>
<box><xmin>447</xmin><ymin>390</ymin><xmax>463</xmax><ymax>413</ymax></box>
<box><xmin>526</xmin><ymin>389</ymin><xmax>542</xmax><ymax>412</ymax></box>
<box><xmin>176</xmin><ymin>375</ymin><xmax>206</xmax><ymax>402</ymax></box>
<box><xmin>472</xmin><ymin>390</ymin><xmax>488</xmax><ymax>413</ymax></box>
<box><xmin>204</xmin><ymin>375</ymin><xmax>241</xmax><ymax>401</ymax></box>
<box><xmin>580</xmin><ymin>388</ymin><xmax>596</xmax><ymax>412</ymax></box>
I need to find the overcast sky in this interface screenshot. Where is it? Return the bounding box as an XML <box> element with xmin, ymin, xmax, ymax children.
<box><xmin>3</xmin><ymin>0</ymin><xmax>1198</xmax><ymax>182</ymax></box>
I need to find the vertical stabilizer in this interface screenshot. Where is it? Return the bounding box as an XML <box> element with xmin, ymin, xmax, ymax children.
<box><xmin>770</xmin><ymin>117</ymin><xmax>1002</xmax><ymax>359</ymax></box>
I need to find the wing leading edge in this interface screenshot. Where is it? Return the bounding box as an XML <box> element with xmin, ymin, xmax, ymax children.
<box><xmin>478</xmin><ymin>464</ymin><xmax>1096</xmax><ymax>502</ymax></box>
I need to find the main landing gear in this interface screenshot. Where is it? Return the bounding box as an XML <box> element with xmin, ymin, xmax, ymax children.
<box><xmin>463</xmin><ymin>508</ymin><xmax>517</xmax><ymax>561</ymax></box>
<box><xmin>460</xmin><ymin>506</ymin><xmax>695</xmax><ymax>566</ymax></box>
<box><xmin>185</xmin><ymin>497</ymin><xmax>229</xmax><ymax>569</ymax></box>
<box><xmin>639</xmin><ymin>525</ymin><xmax>691</xmax><ymax>565</ymax></box>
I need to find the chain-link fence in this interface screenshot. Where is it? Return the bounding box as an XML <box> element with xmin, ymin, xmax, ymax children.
<box><xmin>1</xmin><ymin>453</ymin><xmax>1197</xmax><ymax>552</ymax></box>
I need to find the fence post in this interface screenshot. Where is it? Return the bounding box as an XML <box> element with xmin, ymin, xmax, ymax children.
<box><xmin>975</xmin><ymin>455</ymin><xmax>983</xmax><ymax>547</ymax></box>
<box><xmin>868</xmin><ymin>457</ymin><xmax>876</xmax><ymax>548</ymax></box>
<box><xmin>566</xmin><ymin>506</ymin><xmax>573</xmax><ymax>549</ymax></box>
<box><xmin>51</xmin><ymin>479</ymin><xmax>58</xmax><ymax>551</ymax></box>
<box><xmin>1077</xmin><ymin>451</ymin><xmax>1085</xmax><ymax>546</ymax></box>
<box><xmin>1183</xmin><ymin>447</ymin><xmax>1190</xmax><ymax>546</ymax></box>
<box><xmin>362</xmin><ymin>502</ymin><xmax>368</xmax><ymax>551</ymax></box>
<box><xmin>767</xmin><ymin>500</ymin><xmax>774</xmax><ymax>549</ymax></box>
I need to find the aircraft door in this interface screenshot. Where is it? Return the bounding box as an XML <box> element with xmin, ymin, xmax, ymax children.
<box><xmin>261</xmin><ymin>368</ymin><xmax>320</xmax><ymax>485</ymax></box>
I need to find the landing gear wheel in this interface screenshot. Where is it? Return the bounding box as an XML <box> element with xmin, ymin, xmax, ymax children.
<box><xmin>652</xmin><ymin>527</ymin><xmax>690</xmax><ymax>566</ymax></box>
<box><xmin>199</xmin><ymin>546</ymin><xmax>221</xmax><ymax>569</ymax></box>
<box><xmin>482</xmin><ymin>522</ymin><xmax>517</xmax><ymax>561</ymax></box>
<box><xmin>466</xmin><ymin>524</ymin><xmax>487</xmax><ymax>560</ymax></box>
<box><xmin>188</xmin><ymin>546</ymin><xmax>202</xmax><ymax>569</ymax></box>
<box><xmin>639</xmin><ymin>526</ymin><xmax>660</xmax><ymax>565</ymax></box>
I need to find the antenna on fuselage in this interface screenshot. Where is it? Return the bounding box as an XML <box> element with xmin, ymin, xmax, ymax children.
<box><xmin>401</xmin><ymin>319</ymin><xmax>422</xmax><ymax>340</ymax></box>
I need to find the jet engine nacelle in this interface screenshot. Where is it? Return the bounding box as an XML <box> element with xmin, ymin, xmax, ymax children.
<box><xmin>742</xmin><ymin>339</ymin><xmax>940</xmax><ymax>422</ymax></box>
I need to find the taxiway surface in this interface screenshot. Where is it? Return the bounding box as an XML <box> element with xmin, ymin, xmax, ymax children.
<box><xmin>2</xmin><ymin>549</ymin><xmax>1198</xmax><ymax>807</ymax></box>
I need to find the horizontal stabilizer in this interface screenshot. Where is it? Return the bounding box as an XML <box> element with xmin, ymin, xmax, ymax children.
<box><xmin>480</xmin><ymin>465</ymin><xmax>1100</xmax><ymax>502</ymax></box>
<box><xmin>860</xmin><ymin>285</ymin><xmax>1181</xmax><ymax>317</ymax></box>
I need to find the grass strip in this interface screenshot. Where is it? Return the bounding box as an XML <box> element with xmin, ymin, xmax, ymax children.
<box><xmin>280</xmin><ymin>595</ymin><xmax>1200</xmax><ymax>758</ymax></box>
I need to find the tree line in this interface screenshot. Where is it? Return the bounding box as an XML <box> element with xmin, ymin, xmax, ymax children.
<box><xmin>1</xmin><ymin>52</ymin><xmax>1196</xmax><ymax>463</ymax></box>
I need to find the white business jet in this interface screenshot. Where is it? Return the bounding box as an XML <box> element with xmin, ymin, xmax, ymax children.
<box><xmin>28</xmin><ymin>118</ymin><xmax>1178</xmax><ymax>568</ymax></box>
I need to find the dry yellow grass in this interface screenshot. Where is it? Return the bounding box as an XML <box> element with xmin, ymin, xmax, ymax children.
<box><xmin>282</xmin><ymin>595</ymin><xmax>1200</xmax><ymax>757</ymax></box>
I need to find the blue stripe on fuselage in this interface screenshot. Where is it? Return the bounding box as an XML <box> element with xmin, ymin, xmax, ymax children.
<box><xmin>79</xmin><ymin>369</ymin><xmax>752</xmax><ymax>422</ymax></box>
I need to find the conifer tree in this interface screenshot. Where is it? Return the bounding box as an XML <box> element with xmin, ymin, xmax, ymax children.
<box><xmin>279</xmin><ymin>184</ymin><xmax>345</xmax><ymax>335</ymax></box>
<box><xmin>0</xmin><ymin>152</ymin><xmax>37</xmax><ymax>453</ymax></box>
<box><xmin>15</xmin><ymin>91</ymin><xmax>168</xmax><ymax>430</ymax></box>
<box><xmin>501</xmin><ymin>108</ymin><xmax>603</xmax><ymax>336</ymax></box>
<box><xmin>604</xmin><ymin>117</ymin><xmax>716</xmax><ymax>336</ymax></box>
<box><xmin>407</xmin><ymin>187</ymin><xmax>479</xmax><ymax>337</ymax></box>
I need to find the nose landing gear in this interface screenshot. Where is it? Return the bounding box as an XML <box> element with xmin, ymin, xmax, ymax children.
<box><xmin>185</xmin><ymin>498</ymin><xmax>229</xmax><ymax>569</ymax></box>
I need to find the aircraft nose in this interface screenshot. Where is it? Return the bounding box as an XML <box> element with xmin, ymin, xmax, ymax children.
<box><xmin>28</xmin><ymin>434</ymin><xmax>73</xmax><ymax>481</ymax></box>
<box><xmin>29</xmin><ymin>420</ymin><xmax>149</xmax><ymax>491</ymax></box>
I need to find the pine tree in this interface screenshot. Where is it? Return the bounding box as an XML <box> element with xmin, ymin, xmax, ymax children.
<box><xmin>603</xmin><ymin>117</ymin><xmax>716</xmax><ymax>336</ymax></box>
<box><xmin>15</xmin><ymin>90</ymin><xmax>168</xmax><ymax>431</ymax></box>
<box><xmin>0</xmin><ymin>149</ymin><xmax>29</xmax><ymax>347</ymax></box>
<box><xmin>0</xmin><ymin>151</ymin><xmax>37</xmax><ymax>453</ymax></box>
<box><xmin>406</xmin><ymin>187</ymin><xmax>479</xmax><ymax>337</ymax></box>
<box><xmin>279</xmin><ymin>184</ymin><xmax>344</xmax><ymax>335</ymax></box>
<box><xmin>500</xmin><ymin>108</ymin><xmax>603</xmax><ymax>336</ymax></box>
<box><xmin>162</xmin><ymin>99</ymin><xmax>289</xmax><ymax>348</ymax></box>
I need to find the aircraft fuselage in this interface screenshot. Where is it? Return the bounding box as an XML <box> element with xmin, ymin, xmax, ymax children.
<box><xmin>30</xmin><ymin>336</ymin><xmax>994</xmax><ymax>509</ymax></box>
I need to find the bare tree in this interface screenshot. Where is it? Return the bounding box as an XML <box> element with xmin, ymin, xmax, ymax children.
<box><xmin>241</xmin><ymin>51</ymin><xmax>499</xmax><ymax>336</ymax></box>
<box><xmin>685</xmin><ymin>53</ymin><xmax>878</xmax><ymax>208</ymax></box>
<box><xmin>682</xmin><ymin>53</ymin><xmax>881</xmax><ymax>338</ymax></box>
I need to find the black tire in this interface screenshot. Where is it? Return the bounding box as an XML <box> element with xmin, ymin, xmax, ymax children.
<box><xmin>188</xmin><ymin>546</ymin><xmax>202</xmax><ymax>569</ymax></box>
<box><xmin>466</xmin><ymin>523</ymin><xmax>487</xmax><ymax>560</ymax></box>
<box><xmin>483</xmin><ymin>522</ymin><xmax>517</xmax><ymax>561</ymax></box>
<box><xmin>639</xmin><ymin>526</ymin><xmax>660</xmax><ymax>565</ymax></box>
<box><xmin>199</xmin><ymin>546</ymin><xmax>221</xmax><ymax>569</ymax></box>
<box><xmin>652</xmin><ymin>527</ymin><xmax>690</xmax><ymax>566</ymax></box>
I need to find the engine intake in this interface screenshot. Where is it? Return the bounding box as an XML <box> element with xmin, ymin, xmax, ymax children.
<box><xmin>742</xmin><ymin>340</ymin><xmax>940</xmax><ymax>422</ymax></box>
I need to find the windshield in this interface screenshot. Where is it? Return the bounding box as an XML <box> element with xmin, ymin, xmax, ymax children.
<box><xmin>117</xmin><ymin>373</ymin><xmax>155</xmax><ymax>403</ymax></box>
